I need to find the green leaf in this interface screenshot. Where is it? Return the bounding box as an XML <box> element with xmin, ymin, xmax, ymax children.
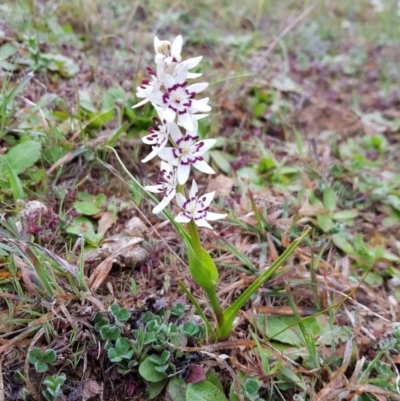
<box><xmin>66</xmin><ymin>217</ymin><xmax>103</xmax><ymax>246</ymax></box>
<box><xmin>0</xmin><ymin>156</ymin><xmax>24</xmax><ymax>199</ymax></box>
<box><xmin>331</xmin><ymin>210</ymin><xmax>358</xmax><ymax>222</ymax></box>
<box><xmin>218</xmin><ymin>227</ymin><xmax>311</xmax><ymax>340</ymax></box>
<box><xmin>35</xmin><ymin>361</ymin><xmax>48</xmax><ymax>373</ymax></box>
<box><xmin>205</xmin><ymin>370</ymin><xmax>224</xmax><ymax>393</ymax></box>
<box><xmin>139</xmin><ymin>356</ymin><xmax>168</xmax><ymax>382</ymax></box>
<box><xmin>209</xmin><ymin>150</ymin><xmax>231</xmax><ymax>174</ymax></box>
<box><xmin>317</xmin><ymin>215</ymin><xmax>333</xmax><ymax>232</ymax></box>
<box><xmin>166</xmin><ymin>376</ymin><xmax>187</xmax><ymax>401</ymax></box>
<box><xmin>0</xmin><ymin>43</ymin><xmax>17</xmax><ymax>61</ymax></box>
<box><xmin>115</xmin><ymin>338</ymin><xmax>130</xmax><ymax>354</ymax></box>
<box><xmin>0</xmin><ymin>141</ymin><xmax>42</xmax><ymax>176</ymax></box>
<box><xmin>146</xmin><ymin>379</ymin><xmax>168</xmax><ymax>400</ymax></box>
<box><xmin>186</xmin><ymin>381</ymin><xmax>228</xmax><ymax>401</ymax></box>
<box><xmin>116</xmin><ymin>308</ymin><xmax>130</xmax><ymax>321</ymax></box>
<box><xmin>28</xmin><ymin>348</ymin><xmax>42</xmax><ymax>363</ymax></box>
<box><xmin>332</xmin><ymin>233</ymin><xmax>354</xmax><ymax>255</ymax></box>
<box><xmin>73</xmin><ymin>201</ymin><xmax>101</xmax><ymax>215</ymax></box>
<box><xmin>280</xmin><ymin>365</ymin><xmax>306</xmax><ymax>391</ymax></box>
<box><xmin>108</xmin><ymin>348</ymin><xmax>123</xmax><ymax>363</ymax></box>
<box><xmin>42</xmin><ymin>350</ymin><xmax>56</xmax><ymax>364</ymax></box>
<box><xmin>323</xmin><ymin>187</ymin><xmax>336</xmax><ymax>212</ymax></box>
<box><xmin>79</xmin><ymin>90</ymin><xmax>97</xmax><ymax>113</ymax></box>
<box><xmin>387</xmin><ymin>195</ymin><xmax>400</xmax><ymax>212</ymax></box>
<box><xmin>245</xmin><ymin>378</ymin><xmax>259</xmax><ymax>395</ymax></box>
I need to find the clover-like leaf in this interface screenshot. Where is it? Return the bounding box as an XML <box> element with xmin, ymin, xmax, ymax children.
<box><xmin>139</xmin><ymin>356</ymin><xmax>168</xmax><ymax>382</ymax></box>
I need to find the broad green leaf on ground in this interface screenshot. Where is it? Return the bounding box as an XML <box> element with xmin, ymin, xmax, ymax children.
<box><xmin>186</xmin><ymin>380</ymin><xmax>227</xmax><ymax>401</ymax></box>
<box><xmin>323</xmin><ymin>187</ymin><xmax>336</xmax><ymax>212</ymax></box>
<box><xmin>331</xmin><ymin>233</ymin><xmax>355</xmax><ymax>255</ymax></box>
<box><xmin>0</xmin><ymin>43</ymin><xmax>17</xmax><ymax>60</ymax></box>
<box><xmin>0</xmin><ymin>141</ymin><xmax>42</xmax><ymax>176</ymax></box>
<box><xmin>66</xmin><ymin>217</ymin><xmax>103</xmax><ymax>247</ymax></box>
<box><xmin>73</xmin><ymin>201</ymin><xmax>101</xmax><ymax>216</ymax></box>
<box><xmin>166</xmin><ymin>377</ymin><xmax>187</xmax><ymax>401</ymax></box>
<box><xmin>317</xmin><ymin>214</ymin><xmax>334</xmax><ymax>232</ymax></box>
<box><xmin>331</xmin><ymin>210</ymin><xmax>358</xmax><ymax>222</ymax></box>
<box><xmin>259</xmin><ymin>316</ymin><xmax>322</xmax><ymax>347</ymax></box>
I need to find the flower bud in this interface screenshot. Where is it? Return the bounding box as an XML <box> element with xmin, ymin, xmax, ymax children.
<box><xmin>156</xmin><ymin>40</ymin><xmax>171</xmax><ymax>55</ymax></box>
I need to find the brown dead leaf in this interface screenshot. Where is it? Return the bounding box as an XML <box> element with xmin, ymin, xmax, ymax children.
<box><xmin>88</xmin><ymin>237</ymin><xmax>143</xmax><ymax>292</ymax></box>
<box><xmin>206</xmin><ymin>174</ymin><xmax>234</xmax><ymax>197</ymax></box>
<box><xmin>98</xmin><ymin>211</ymin><xmax>116</xmax><ymax>235</ymax></box>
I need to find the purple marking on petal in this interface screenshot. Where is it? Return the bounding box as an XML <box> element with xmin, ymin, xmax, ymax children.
<box><xmin>172</xmin><ymin>148</ymin><xmax>181</xmax><ymax>159</ymax></box>
<box><xmin>178</xmin><ymin>109</ymin><xmax>187</xmax><ymax>115</ymax></box>
<box><xmin>169</xmin><ymin>104</ymin><xmax>178</xmax><ymax>112</ymax></box>
<box><xmin>146</xmin><ymin>67</ymin><xmax>156</xmax><ymax>76</ymax></box>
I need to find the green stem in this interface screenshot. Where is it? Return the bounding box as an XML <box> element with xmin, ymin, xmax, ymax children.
<box><xmin>187</xmin><ymin>219</ymin><xmax>224</xmax><ymax>328</ymax></box>
<box><xmin>187</xmin><ymin>219</ymin><xmax>202</xmax><ymax>259</ymax></box>
<box><xmin>207</xmin><ymin>288</ymin><xmax>224</xmax><ymax>327</ymax></box>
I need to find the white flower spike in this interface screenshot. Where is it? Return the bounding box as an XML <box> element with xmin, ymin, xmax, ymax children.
<box><xmin>146</xmin><ymin>68</ymin><xmax>211</xmax><ymax>131</ymax></box>
<box><xmin>175</xmin><ymin>180</ymin><xmax>227</xmax><ymax>229</ymax></box>
<box><xmin>141</xmin><ymin>106</ymin><xmax>181</xmax><ymax>163</ymax></box>
<box><xmin>157</xmin><ymin>119</ymin><xmax>216</xmax><ymax>185</ymax></box>
<box><xmin>145</xmin><ymin>162</ymin><xmax>177</xmax><ymax>214</ymax></box>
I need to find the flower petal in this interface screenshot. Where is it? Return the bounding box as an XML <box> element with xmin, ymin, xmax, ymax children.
<box><xmin>131</xmin><ymin>98</ymin><xmax>149</xmax><ymax>109</ymax></box>
<box><xmin>193</xmin><ymin>159</ymin><xmax>215</xmax><ymax>175</ymax></box>
<box><xmin>191</xmin><ymin>139</ymin><xmax>217</xmax><ymax>155</ymax></box>
<box><xmin>194</xmin><ymin>218</ymin><xmax>213</xmax><ymax>229</ymax></box>
<box><xmin>163</xmin><ymin>107</ymin><xmax>177</xmax><ymax>123</ymax></box>
<box><xmin>162</xmin><ymin>73</ymin><xmax>176</xmax><ymax>89</ymax></box>
<box><xmin>144</xmin><ymin>184</ymin><xmax>164</xmax><ymax>193</ymax></box>
<box><xmin>183</xmin><ymin>56</ymin><xmax>203</xmax><ymax>69</ymax></box>
<box><xmin>205</xmin><ymin>211</ymin><xmax>227</xmax><ymax>221</ymax></box>
<box><xmin>190</xmin><ymin>99</ymin><xmax>212</xmax><ymax>113</ymax></box>
<box><xmin>153</xmin><ymin>105</ymin><xmax>165</xmax><ymax>120</ymax></box>
<box><xmin>186</xmin><ymin>72</ymin><xmax>203</xmax><ymax>79</ymax></box>
<box><xmin>189</xmin><ymin>180</ymin><xmax>198</xmax><ymax>200</ymax></box>
<box><xmin>152</xmin><ymin>189</ymin><xmax>176</xmax><ymax>214</ymax></box>
<box><xmin>169</xmin><ymin>122</ymin><xmax>183</xmax><ymax>143</ymax></box>
<box><xmin>154</xmin><ymin>36</ymin><xmax>160</xmax><ymax>53</ymax></box>
<box><xmin>178</xmin><ymin>112</ymin><xmax>194</xmax><ymax>131</ymax></box>
<box><xmin>177</xmin><ymin>162</ymin><xmax>191</xmax><ymax>185</ymax></box>
<box><xmin>160</xmin><ymin>161</ymin><xmax>171</xmax><ymax>174</ymax></box>
<box><xmin>171</xmin><ymin>35</ymin><xmax>183</xmax><ymax>59</ymax></box>
<box><xmin>146</xmin><ymin>91</ymin><xmax>164</xmax><ymax>106</ymax></box>
<box><xmin>176</xmin><ymin>193</ymin><xmax>187</xmax><ymax>209</ymax></box>
<box><xmin>175</xmin><ymin>212</ymin><xmax>192</xmax><ymax>224</ymax></box>
<box><xmin>141</xmin><ymin>147</ymin><xmax>159</xmax><ymax>163</ymax></box>
<box><xmin>158</xmin><ymin>147</ymin><xmax>179</xmax><ymax>165</ymax></box>
<box><xmin>197</xmin><ymin>191</ymin><xmax>216</xmax><ymax>208</ymax></box>
<box><xmin>186</xmin><ymin>83</ymin><xmax>209</xmax><ymax>94</ymax></box>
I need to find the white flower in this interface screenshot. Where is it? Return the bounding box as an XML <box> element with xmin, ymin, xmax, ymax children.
<box><xmin>141</xmin><ymin>106</ymin><xmax>181</xmax><ymax>163</ymax></box>
<box><xmin>158</xmin><ymin>119</ymin><xmax>216</xmax><ymax>185</ymax></box>
<box><xmin>175</xmin><ymin>180</ymin><xmax>227</xmax><ymax>229</ymax></box>
<box><xmin>132</xmin><ymin>67</ymin><xmax>163</xmax><ymax>109</ymax></box>
<box><xmin>154</xmin><ymin>35</ymin><xmax>183</xmax><ymax>74</ymax></box>
<box><xmin>145</xmin><ymin>162</ymin><xmax>177</xmax><ymax>214</ymax></box>
<box><xmin>146</xmin><ymin>68</ymin><xmax>211</xmax><ymax>131</ymax></box>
